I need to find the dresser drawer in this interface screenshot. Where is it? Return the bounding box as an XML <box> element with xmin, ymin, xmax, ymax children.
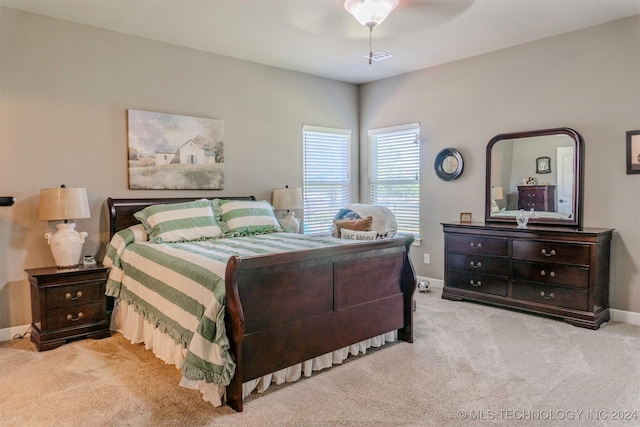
<box><xmin>447</xmin><ymin>234</ymin><xmax>508</xmax><ymax>256</ymax></box>
<box><xmin>512</xmin><ymin>282</ymin><xmax>588</xmax><ymax>311</ymax></box>
<box><xmin>448</xmin><ymin>253</ymin><xmax>508</xmax><ymax>275</ymax></box>
<box><xmin>512</xmin><ymin>261</ymin><xmax>589</xmax><ymax>289</ymax></box>
<box><xmin>447</xmin><ymin>270</ymin><xmax>508</xmax><ymax>297</ymax></box>
<box><xmin>46</xmin><ymin>281</ymin><xmax>103</xmax><ymax>308</ymax></box>
<box><xmin>46</xmin><ymin>302</ymin><xmax>103</xmax><ymax>330</ymax></box>
<box><xmin>512</xmin><ymin>240</ymin><xmax>590</xmax><ymax>265</ymax></box>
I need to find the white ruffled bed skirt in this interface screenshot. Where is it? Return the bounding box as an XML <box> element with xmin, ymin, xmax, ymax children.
<box><xmin>110</xmin><ymin>299</ymin><xmax>397</xmax><ymax>407</ymax></box>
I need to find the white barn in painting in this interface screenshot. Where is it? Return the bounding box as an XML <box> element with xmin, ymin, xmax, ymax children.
<box><xmin>155</xmin><ymin>139</ymin><xmax>216</xmax><ymax>165</ymax></box>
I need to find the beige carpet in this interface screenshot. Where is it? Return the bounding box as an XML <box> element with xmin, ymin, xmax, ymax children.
<box><xmin>2</xmin><ymin>288</ymin><xmax>640</xmax><ymax>426</ymax></box>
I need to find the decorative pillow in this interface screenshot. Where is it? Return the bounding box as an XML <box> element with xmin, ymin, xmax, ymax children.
<box><xmin>133</xmin><ymin>199</ymin><xmax>222</xmax><ymax>243</ymax></box>
<box><xmin>332</xmin><ymin>216</ymin><xmax>373</xmax><ymax>238</ymax></box>
<box><xmin>340</xmin><ymin>229</ymin><xmax>378</xmax><ymax>241</ymax></box>
<box><xmin>345</xmin><ymin>204</ymin><xmax>398</xmax><ymax>238</ymax></box>
<box><xmin>216</xmin><ymin>199</ymin><xmax>282</xmax><ymax>237</ymax></box>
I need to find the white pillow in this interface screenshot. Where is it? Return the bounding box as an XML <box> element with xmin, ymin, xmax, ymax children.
<box><xmin>340</xmin><ymin>229</ymin><xmax>378</xmax><ymax>241</ymax></box>
<box><xmin>345</xmin><ymin>203</ymin><xmax>398</xmax><ymax>237</ymax></box>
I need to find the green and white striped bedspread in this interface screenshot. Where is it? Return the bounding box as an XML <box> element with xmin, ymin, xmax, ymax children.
<box><xmin>104</xmin><ymin>227</ymin><xmax>348</xmax><ymax>386</ymax></box>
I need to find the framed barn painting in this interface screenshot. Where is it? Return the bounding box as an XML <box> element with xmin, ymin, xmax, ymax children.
<box><xmin>127</xmin><ymin>110</ymin><xmax>224</xmax><ymax>189</ymax></box>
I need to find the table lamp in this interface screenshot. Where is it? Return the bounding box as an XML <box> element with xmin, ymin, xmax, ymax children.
<box><xmin>39</xmin><ymin>185</ymin><xmax>91</xmax><ymax>268</ymax></box>
<box><xmin>271</xmin><ymin>186</ymin><xmax>303</xmax><ymax>233</ymax></box>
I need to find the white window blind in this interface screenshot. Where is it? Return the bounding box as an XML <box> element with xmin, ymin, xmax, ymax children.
<box><xmin>303</xmin><ymin>125</ymin><xmax>351</xmax><ymax>235</ymax></box>
<box><xmin>368</xmin><ymin>123</ymin><xmax>420</xmax><ymax>236</ymax></box>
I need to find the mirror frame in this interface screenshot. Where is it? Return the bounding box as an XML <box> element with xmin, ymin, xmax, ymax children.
<box><xmin>485</xmin><ymin>127</ymin><xmax>584</xmax><ymax>228</ymax></box>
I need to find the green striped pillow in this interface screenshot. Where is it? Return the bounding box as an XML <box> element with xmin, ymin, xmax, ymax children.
<box><xmin>133</xmin><ymin>199</ymin><xmax>223</xmax><ymax>243</ymax></box>
<box><xmin>216</xmin><ymin>199</ymin><xmax>282</xmax><ymax>237</ymax></box>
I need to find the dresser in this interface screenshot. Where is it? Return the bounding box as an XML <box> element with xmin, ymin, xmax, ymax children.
<box><xmin>27</xmin><ymin>264</ymin><xmax>111</xmax><ymax>351</ymax></box>
<box><xmin>518</xmin><ymin>185</ymin><xmax>555</xmax><ymax>211</ymax></box>
<box><xmin>442</xmin><ymin>222</ymin><xmax>613</xmax><ymax>329</ymax></box>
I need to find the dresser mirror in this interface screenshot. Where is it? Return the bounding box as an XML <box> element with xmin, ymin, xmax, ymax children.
<box><xmin>485</xmin><ymin>127</ymin><xmax>584</xmax><ymax>227</ymax></box>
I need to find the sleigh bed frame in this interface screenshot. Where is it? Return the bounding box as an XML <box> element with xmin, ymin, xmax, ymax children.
<box><xmin>107</xmin><ymin>196</ymin><xmax>416</xmax><ymax>412</ymax></box>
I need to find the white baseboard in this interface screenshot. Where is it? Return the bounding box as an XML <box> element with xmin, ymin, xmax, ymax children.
<box><xmin>611</xmin><ymin>308</ymin><xmax>640</xmax><ymax>326</ymax></box>
<box><xmin>416</xmin><ymin>276</ymin><xmax>640</xmax><ymax>327</ymax></box>
<box><xmin>0</xmin><ymin>324</ymin><xmax>31</xmax><ymax>343</ymax></box>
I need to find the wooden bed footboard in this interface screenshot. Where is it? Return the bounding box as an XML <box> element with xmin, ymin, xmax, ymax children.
<box><xmin>224</xmin><ymin>235</ymin><xmax>416</xmax><ymax>412</ymax></box>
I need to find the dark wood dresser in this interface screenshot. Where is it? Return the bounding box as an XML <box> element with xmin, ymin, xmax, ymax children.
<box><xmin>27</xmin><ymin>264</ymin><xmax>111</xmax><ymax>351</ymax></box>
<box><xmin>518</xmin><ymin>185</ymin><xmax>556</xmax><ymax>211</ymax></box>
<box><xmin>442</xmin><ymin>222</ymin><xmax>613</xmax><ymax>329</ymax></box>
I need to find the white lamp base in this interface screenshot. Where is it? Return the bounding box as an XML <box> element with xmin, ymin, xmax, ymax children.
<box><xmin>278</xmin><ymin>212</ymin><xmax>300</xmax><ymax>233</ymax></box>
<box><xmin>44</xmin><ymin>223</ymin><xmax>88</xmax><ymax>268</ymax></box>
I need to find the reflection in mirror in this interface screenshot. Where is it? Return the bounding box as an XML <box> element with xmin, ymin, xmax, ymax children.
<box><xmin>485</xmin><ymin>128</ymin><xmax>583</xmax><ymax>228</ymax></box>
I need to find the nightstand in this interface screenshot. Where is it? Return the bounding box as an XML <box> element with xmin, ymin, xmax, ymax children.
<box><xmin>27</xmin><ymin>264</ymin><xmax>111</xmax><ymax>351</ymax></box>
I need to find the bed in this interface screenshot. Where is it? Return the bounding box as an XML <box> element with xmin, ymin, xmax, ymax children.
<box><xmin>104</xmin><ymin>196</ymin><xmax>416</xmax><ymax>412</ymax></box>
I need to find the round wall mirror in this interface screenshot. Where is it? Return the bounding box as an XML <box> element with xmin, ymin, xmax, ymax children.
<box><xmin>434</xmin><ymin>148</ymin><xmax>464</xmax><ymax>181</ymax></box>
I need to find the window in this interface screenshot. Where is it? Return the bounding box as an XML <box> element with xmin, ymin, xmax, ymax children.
<box><xmin>303</xmin><ymin>125</ymin><xmax>351</xmax><ymax>235</ymax></box>
<box><xmin>368</xmin><ymin>123</ymin><xmax>420</xmax><ymax>237</ymax></box>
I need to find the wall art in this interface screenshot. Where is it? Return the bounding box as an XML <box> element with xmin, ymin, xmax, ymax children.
<box><xmin>127</xmin><ymin>110</ymin><xmax>224</xmax><ymax>189</ymax></box>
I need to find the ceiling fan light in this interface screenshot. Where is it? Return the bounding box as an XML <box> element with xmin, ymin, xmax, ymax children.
<box><xmin>344</xmin><ymin>0</ymin><xmax>399</xmax><ymax>28</ymax></box>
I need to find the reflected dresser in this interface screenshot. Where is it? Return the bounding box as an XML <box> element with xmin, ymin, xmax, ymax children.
<box><xmin>442</xmin><ymin>222</ymin><xmax>613</xmax><ymax>329</ymax></box>
<box><xmin>517</xmin><ymin>185</ymin><xmax>556</xmax><ymax>212</ymax></box>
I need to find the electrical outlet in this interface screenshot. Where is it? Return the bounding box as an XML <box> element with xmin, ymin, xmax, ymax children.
<box><xmin>423</xmin><ymin>254</ymin><xmax>430</xmax><ymax>264</ymax></box>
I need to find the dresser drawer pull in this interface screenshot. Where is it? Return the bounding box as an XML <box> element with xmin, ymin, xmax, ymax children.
<box><xmin>65</xmin><ymin>291</ymin><xmax>83</xmax><ymax>301</ymax></box>
<box><xmin>470</xmin><ymin>242</ymin><xmax>482</xmax><ymax>249</ymax></box>
<box><xmin>541</xmin><ymin>249</ymin><xmax>556</xmax><ymax>257</ymax></box>
<box><xmin>469</xmin><ymin>280</ymin><xmax>482</xmax><ymax>287</ymax></box>
<box><xmin>66</xmin><ymin>312</ymin><xmax>84</xmax><ymax>322</ymax></box>
<box><xmin>540</xmin><ymin>291</ymin><xmax>555</xmax><ymax>300</ymax></box>
<box><xmin>469</xmin><ymin>261</ymin><xmax>482</xmax><ymax>268</ymax></box>
<box><xmin>540</xmin><ymin>270</ymin><xmax>556</xmax><ymax>277</ymax></box>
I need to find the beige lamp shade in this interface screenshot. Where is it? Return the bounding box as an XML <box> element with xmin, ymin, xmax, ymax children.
<box><xmin>39</xmin><ymin>187</ymin><xmax>91</xmax><ymax>221</ymax></box>
<box><xmin>272</xmin><ymin>187</ymin><xmax>303</xmax><ymax>211</ymax></box>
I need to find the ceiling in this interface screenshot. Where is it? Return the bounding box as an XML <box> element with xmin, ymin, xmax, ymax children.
<box><xmin>2</xmin><ymin>0</ymin><xmax>640</xmax><ymax>84</ymax></box>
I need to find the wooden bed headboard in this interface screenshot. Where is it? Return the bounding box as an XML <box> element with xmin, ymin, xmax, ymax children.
<box><xmin>107</xmin><ymin>196</ymin><xmax>256</xmax><ymax>237</ymax></box>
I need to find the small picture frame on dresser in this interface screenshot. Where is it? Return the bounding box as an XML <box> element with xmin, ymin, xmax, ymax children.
<box><xmin>627</xmin><ymin>130</ymin><xmax>640</xmax><ymax>175</ymax></box>
<box><xmin>459</xmin><ymin>212</ymin><xmax>472</xmax><ymax>224</ymax></box>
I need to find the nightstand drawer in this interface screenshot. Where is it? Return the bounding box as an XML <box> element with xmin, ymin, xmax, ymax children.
<box><xmin>46</xmin><ymin>302</ymin><xmax>103</xmax><ymax>330</ymax></box>
<box><xmin>512</xmin><ymin>261</ymin><xmax>589</xmax><ymax>289</ymax></box>
<box><xmin>46</xmin><ymin>281</ymin><xmax>103</xmax><ymax>308</ymax></box>
<box><xmin>512</xmin><ymin>240</ymin><xmax>590</xmax><ymax>265</ymax></box>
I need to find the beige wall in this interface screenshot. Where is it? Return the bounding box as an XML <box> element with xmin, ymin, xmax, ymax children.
<box><xmin>0</xmin><ymin>8</ymin><xmax>359</xmax><ymax>329</ymax></box>
<box><xmin>360</xmin><ymin>15</ymin><xmax>640</xmax><ymax>313</ymax></box>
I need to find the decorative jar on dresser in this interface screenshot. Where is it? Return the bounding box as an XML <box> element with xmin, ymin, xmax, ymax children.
<box><xmin>442</xmin><ymin>222</ymin><xmax>613</xmax><ymax>329</ymax></box>
<box><xmin>27</xmin><ymin>264</ymin><xmax>111</xmax><ymax>351</ymax></box>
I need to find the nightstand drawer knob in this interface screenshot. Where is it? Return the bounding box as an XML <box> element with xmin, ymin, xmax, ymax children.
<box><xmin>470</xmin><ymin>242</ymin><xmax>482</xmax><ymax>249</ymax></box>
<box><xmin>469</xmin><ymin>261</ymin><xmax>482</xmax><ymax>268</ymax></box>
<box><xmin>66</xmin><ymin>312</ymin><xmax>84</xmax><ymax>321</ymax></box>
<box><xmin>541</xmin><ymin>249</ymin><xmax>556</xmax><ymax>257</ymax></box>
<box><xmin>470</xmin><ymin>280</ymin><xmax>482</xmax><ymax>287</ymax></box>
<box><xmin>66</xmin><ymin>291</ymin><xmax>83</xmax><ymax>301</ymax></box>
